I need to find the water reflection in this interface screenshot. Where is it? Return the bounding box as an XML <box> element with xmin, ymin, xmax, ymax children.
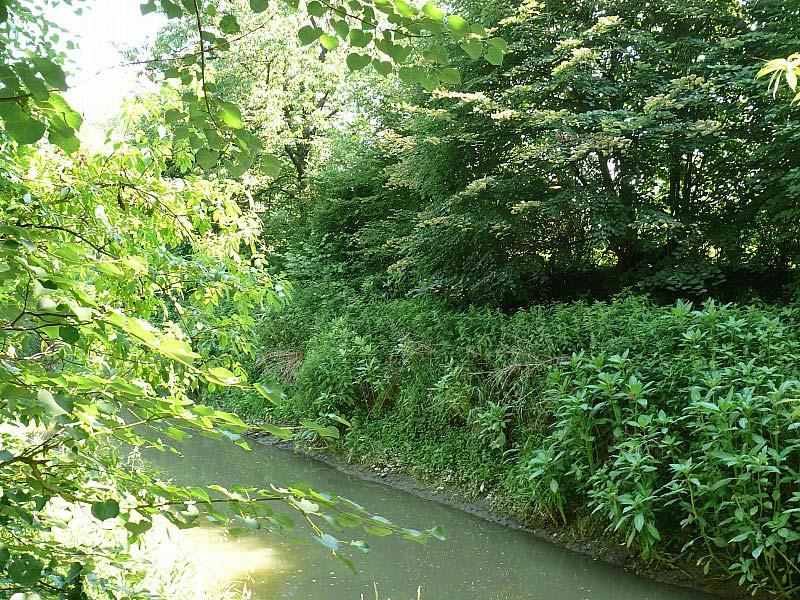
<box><xmin>144</xmin><ymin>435</ymin><xmax>711</xmax><ymax>600</ymax></box>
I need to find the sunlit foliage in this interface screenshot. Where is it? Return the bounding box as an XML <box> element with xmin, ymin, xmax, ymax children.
<box><xmin>0</xmin><ymin>0</ymin><xmax>488</xmax><ymax>596</ymax></box>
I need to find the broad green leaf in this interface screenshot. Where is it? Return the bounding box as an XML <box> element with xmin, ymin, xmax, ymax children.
<box><xmin>261</xmin><ymin>153</ymin><xmax>282</xmax><ymax>178</ymax></box>
<box><xmin>195</xmin><ymin>148</ymin><xmax>220</xmax><ymax>169</ymax></box>
<box><xmin>300</xmin><ymin>419</ymin><xmax>340</xmax><ymax>439</ymax></box>
<box><xmin>485</xmin><ymin>45</ymin><xmax>504</xmax><ymax>66</ymax></box>
<box><xmin>15</xmin><ymin>64</ymin><xmax>49</xmax><ymax>100</ymax></box>
<box><xmin>331</xmin><ymin>19</ymin><xmax>349</xmax><ymax>39</ymax></box>
<box><xmin>437</xmin><ymin>67</ymin><xmax>461</xmax><ymax>85</ymax></box>
<box><xmin>364</xmin><ymin>524</ymin><xmax>393</xmax><ymax>537</ymax></box>
<box><xmin>254</xmin><ymin>381</ymin><xmax>282</xmax><ymax>404</ymax></box>
<box><xmin>487</xmin><ymin>37</ymin><xmax>507</xmax><ymax>52</ymax></box>
<box><xmin>262</xmin><ymin>423</ymin><xmax>293</xmax><ymax>440</ymax></box>
<box><xmin>250</xmin><ymin>0</ymin><xmax>269</xmax><ymax>12</ymax></box>
<box><xmin>91</xmin><ymin>499</ymin><xmax>120</xmax><ymax>521</ymax></box>
<box><xmin>372</xmin><ymin>59</ymin><xmax>393</xmax><ymax>76</ymax></box>
<box><xmin>205</xmin><ymin>366</ymin><xmax>240</xmax><ymax>385</ymax></box>
<box><xmin>346</xmin><ymin>53</ymin><xmax>372</xmax><ymax>72</ymax></box>
<box><xmin>8</xmin><ymin>118</ymin><xmax>46</xmax><ymax>145</ymax></box>
<box><xmin>394</xmin><ymin>0</ymin><xmax>415</xmax><ymax>18</ymax></box>
<box><xmin>447</xmin><ymin>15</ymin><xmax>469</xmax><ymax>38</ymax></box>
<box><xmin>59</xmin><ymin>325</ymin><xmax>80</xmax><ymax>344</ymax></box>
<box><xmin>160</xmin><ymin>0</ymin><xmax>183</xmax><ymax>19</ymax></box>
<box><xmin>319</xmin><ymin>34</ymin><xmax>339</xmax><ymax>51</ymax></box>
<box><xmin>216</xmin><ymin>100</ymin><xmax>244</xmax><ymax>129</ymax></box>
<box><xmin>348</xmin><ymin>29</ymin><xmax>373</xmax><ymax>48</ymax></box>
<box><xmin>318</xmin><ymin>533</ymin><xmax>341</xmax><ymax>551</ymax></box>
<box><xmin>298</xmin><ymin>25</ymin><xmax>323</xmax><ymax>46</ymax></box>
<box><xmin>306</xmin><ymin>0</ymin><xmax>326</xmax><ymax>16</ymax></box>
<box><xmin>398</xmin><ymin>66</ymin><xmax>424</xmax><ymax>85</ymax></box>
<box><xmin>7</xmin><ymin>555</ymin><xmax>43</xmax><ymax>586</ymax></box>
<box><xmin>461</xmin><ymin>40</ymin><xmax>483</xmax><ymax>60</ymax></box>
<box><xmin>421</xmin><ymin>1</ymin><xmax>445</xmax><ymax>19</ymax></box>
<box><xmin>157</xmin><ymin>337</ymin><xmax>202</xmax><ymax>363</ymax></box>
<box><xmin>219</xmin><ymin>14</ymin><xmax>240</xmax><ymax>34</ymax></box>
<box><xmin>32</xmin><ymin>57</ymin><xmax>68</xmax><ymax>90</ymax></box>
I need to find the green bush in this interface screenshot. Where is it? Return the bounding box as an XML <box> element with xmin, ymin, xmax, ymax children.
<box><xmin>207</xmin><ymin>290</ymin><xmax>800</xmax><ymax>596</ymax></box>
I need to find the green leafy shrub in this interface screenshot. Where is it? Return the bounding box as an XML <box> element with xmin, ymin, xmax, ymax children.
<box><xmin>214</xmin><ymin>288</ymin><xmax>800</xmax><ymax>596</ymax></box>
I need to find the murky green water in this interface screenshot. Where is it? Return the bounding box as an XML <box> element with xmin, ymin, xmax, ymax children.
<box><xmin>146</xmin><ymin>434</ymin><xmax>712</xmax><ymax>600</ymax></box>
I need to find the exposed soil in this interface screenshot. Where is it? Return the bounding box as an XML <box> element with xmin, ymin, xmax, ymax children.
<box><xmin>250</xmin><ymin>433</ymin><xmax>754</xmax><ymax>600</ymax></box>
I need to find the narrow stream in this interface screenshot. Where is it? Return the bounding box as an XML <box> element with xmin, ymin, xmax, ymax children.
<box><xmin>146</xmin><ymin>434</ymin><xmax>712</xmax><ymax>600</ymax></box>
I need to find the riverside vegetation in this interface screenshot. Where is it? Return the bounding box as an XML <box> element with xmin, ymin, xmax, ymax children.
<box><xmin>1</xmin><ymin>0</ymin><xmax>800</xmax><ymax>598</ymax></box>
<box><xmin>197</xmin><ymin>0</ymin><xmax>800</xmax><ymax>595</ymax></box>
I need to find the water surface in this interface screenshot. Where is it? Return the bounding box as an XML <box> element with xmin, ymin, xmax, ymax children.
<box><xmin>147</xmin><ymin>434</ymin><xmax>712</xmax><ymax>600</ymax></box>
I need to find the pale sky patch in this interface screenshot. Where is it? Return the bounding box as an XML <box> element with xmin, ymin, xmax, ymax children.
<box><xmin>53</xmin><ymin>1</ymin><xmax>167</xmax><ymax>134</ymax></box>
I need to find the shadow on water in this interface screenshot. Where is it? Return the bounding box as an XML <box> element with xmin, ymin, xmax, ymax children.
<box><xmin>142</xmin><ymin>434</ymin><xmax>713</xmax><ymax>600</ymax></box>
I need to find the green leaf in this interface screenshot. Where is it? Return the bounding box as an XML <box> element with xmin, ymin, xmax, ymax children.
<box><xmin>195</xmin><ymin>148</ymin><xmax>220</xmax><ymax>169</ymax></box>
<box><xmin>301</xmin><ymin>419</ymin><xmax>340</xmax><ymax>439</ymax></box>
<box><xmin>219</xmin><ymin>14</ymin><xmax>240</xmax><ymax>34</ymax></box>
<box><xmin>437</xmin><ymin>67</ymin><xmax>461</xmax><ymax>85</ymax></box>
<box><xmin>423</xmin><ymin>46</ymin><xmax>449</xmax><ymax>65</ymax></box>
<box><xmin>250</xmin><ymin>0</ymin><xmax>268</xmax><ymax>12</ymax></box>
<box><xmin>348</xmin><ymin>29</ymin><xmax>373</xmax><ymax>48</ymax></box>
<box><xmin>306</xmin><ymin>0</ymin><xmax>326</xmax><ymax>16</ymax></box>
<box><xmin>15</xmin><ymin>63</ymin><xmax>49</xmax><ymax>100</ymax></box>
<box><xmin>59</xmin><ymin>324</ymin><xmax>80</xmax><ymax>344</ymax></box>
<box><xmin>461</xmin><ymin>40</ymin><xmax>483</xmax><ymax>60</ymax></box>
<box><xmin>372</xmin><ymin>59</ymin><xmax>393</xmax><ymax>77</ymax></box>
<box><xmin>346</xmin><ymin>53</ymin><xmax>372</xmax><ymax>72</ymax></box>
<box><xmin>298</xmin><ymin>25</ymin><xmax>323</xmax><ymax>46</ymax></box>
<box><xmin>8</xmin><ymin>118</ymin><xmax>46</xmax><ymax>145</ymax></box>
<box><xmin>164</xmin><ymin>108</ymin><xmax>184</xmax><ymax>124</ymax></box>
<box><xmin>334</xmin><ymin>552</ymin><xmax>357</xmax><ymax>573</ymax></box>
<box><xmin>260</xmin><ymin>153</ymin><xmax>282</xmax><ymax>178</ymax></box>
<box><xmin>421</xmin><ymin>1</ymin><xmax>445</xmax><ymax>19</ymax></box>
<box><xmin>319</xmin><ymin>34</ymin><xmax>339</xmax><ymax>51</ymax></box>
<box><xmin>37</xmin><ymin>389</ymin><xmax>66</xmax><ymax>417</ymax></box>
<box><xmin>261</xmin><ymin>423</ymin><xmax>293</xmax><ymax>440</ymax></box>
<box><xmin>225</xmin><ymin>152</ymin><xmax>254</xmax><ymax>177</ymax></box>
<box><xmin>140</xmin><ymin>1</ymin><xmax>158</xmax><ymax>15</ymax></box>
<box><xmin>205</xmin><ymin>366</ymin><xmax>240</xmax><ymax>385</ymax></box>
<box><xmin>634</xmin><ymin>513</ymin><xmax>644</xmax><ymax>532</ymax></box>
<box><xmin>7</xmin><ymin>554</ymin><xmax>43</xmax><ymax>586</ymax></box>
<box><xmin>485</xmin><ymin>45</ymin><xmax>504</xmax><ymax>66</ymax></box>
<box><xmin>487</xmin><ymin>37</ymin><xmax>507</xmax><ymax>52</ymax></box>
<box><xmin>216</xmin><ymin>100</ymin><xmax>243</xmax><ymax>129</ymax></box>
<box><xmin>364</xmin><ymin>524</ymin><xmax>393</xmax><ymax>537</ymax></box>
<box><xmin>787</xmin><ymin>68</ymin><xmax>798</xmax><ymax>91</ymax></box>
<box><xmin>318</xmin><ymin>533</ymin><xmax>342</xmax><ymax>551</ymax></box>
<box><xmin>447</xmin><ymin>15</ymin><xmax>469</xmax><ymax>38</ymax></box>
<box><xmin>254</xmin><ymin>381</ymin><xmax>282</xmax><ymax>405</ymax></box>
<box><xmin>393</xmin><ymin>0</ymin><xmax>415</xmax><ymax>18</ymax></box>
<box><xmin>331</xmin><ymin>19</ymin><xmax>349</xmax><ymax>39</ymax></box>
<box><xmin>32</xmin><ymin>57</ymin><xmax>68</xmax><ymax>90</ymax></box>
<box><xmin>160</xmin><ymin>0</ymin><xmax>183</xmax><ymax>19</ymax></box>
<box><xmin>399</xmin><ymin>66</ymin><xmax>424</xmax><ymax>85</ymax></box>
<box><xmin>91</xmin><ymin>499</ymin><xmax>120</xmax><ymax>521</ymax></box>
<box><xmin>388</xmin><ymin>44</ymin><xmax>411</xmax><ymax>64</ymax></box>
<box><xmin>324</xmin><ymin>413</ymin><xmax>352</xmax><ymax>427</ymax></box>
<box><xmin>157</xmin><ymin>337</ymin><xmax>202</xmax><ymax>363</ymax></box>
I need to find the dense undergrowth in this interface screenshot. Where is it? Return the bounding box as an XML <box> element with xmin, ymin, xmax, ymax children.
<box><xmin>205</xmin><ymin>288</ymin><xmax>800</xmax><ymax>597</ymax></box>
